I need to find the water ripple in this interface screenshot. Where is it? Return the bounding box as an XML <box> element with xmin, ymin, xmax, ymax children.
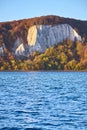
<box><xmin>0</xmin><ymin>72</ymin><xmax>87</xmax><ymax>130</ymax></box>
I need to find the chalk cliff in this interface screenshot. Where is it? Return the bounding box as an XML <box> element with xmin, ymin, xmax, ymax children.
<box><xmin>0</xmin><ymin>43</ymin><xmax>5</xmax><ymax>56</ymax></box>
<box><xmin>14</xmin><ymin>24</ymin><xmax>81</xmax><ymax>57</ymax></box>
<box><xmin>0</xmin><ymin>15</ymin><xmax>87</xmax><ymax>59</ymax></box>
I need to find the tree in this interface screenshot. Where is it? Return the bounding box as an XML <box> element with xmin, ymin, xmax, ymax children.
<box><xmin>65</xmin><ymin>59</ymin><xmax>77</xmax><ymax>70</ymax></box>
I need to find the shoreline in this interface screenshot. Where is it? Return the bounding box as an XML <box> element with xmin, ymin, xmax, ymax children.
<box><xmin>0</xmin><ymin>70</ymin><xmax>87</xmax><ymax>72</ymax></box>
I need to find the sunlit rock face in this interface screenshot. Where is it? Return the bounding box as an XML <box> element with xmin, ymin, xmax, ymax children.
<box><xmin>27</xmin><ymin>25</ymin><xmax>37</xmax><ymax>46</ymax></box>
<box><xmin>15</xmin><ymin>43</ymin><xmax>25</xmax><ymax>56</ymax></box>
<box><xmin>27</xmin><ymin>24</ymin><xmax>81</xmax><ymax>52</ymax></box>
<box><xmin>14</xmin><ymin>24</ymin><xmax>81</xmax><ymax>57</ymax></box>
<box><xmin>13</xmin><ymin>37</ymin><xmax>27</xmax><ymax>57</ymax></box>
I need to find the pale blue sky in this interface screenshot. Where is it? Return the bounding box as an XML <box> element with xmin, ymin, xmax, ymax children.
<box><xmin>0</xmin><ymin>0</ymin><xmax>87</xmax><ymax>22</ymax></box>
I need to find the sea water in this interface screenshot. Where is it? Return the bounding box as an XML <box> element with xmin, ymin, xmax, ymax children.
<box><xmin>0</xmin><ymin>72</ymin><xmax>87</xmax><ymax>130</ymax></box>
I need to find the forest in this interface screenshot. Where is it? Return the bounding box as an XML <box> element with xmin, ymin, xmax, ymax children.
<box><xmin>0</xmin><ymin>39</ymin><xmax>87</xmax><ymax>71</ymax></box>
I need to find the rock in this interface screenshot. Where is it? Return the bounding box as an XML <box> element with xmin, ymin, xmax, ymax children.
<box><xmin>0</xmin><ymin>46</ymin><xmax>4</xmax><ymax>55</ymax></box>
<box><xmin>15</xmin><ymin>43</ymin><xmax>25</xmax><ymax>56</ymax></box>
<box><xmin>27</xmin><ymin>24</ymin><xmax>81</xmax><ymax>52</ymax></box>
<box><xmin>0</xmin><ymin>43</ymin><xmax>5</xmax><ymax>56</ymax></box>
<box><xmin>14</xmin><ymin>24</ymin><xmax>81</xmax><ymax>57</ymax></box>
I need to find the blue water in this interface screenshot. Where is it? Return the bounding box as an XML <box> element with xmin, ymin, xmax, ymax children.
<box><xmin>0</xmin><ymin>72</ymin><xmax>87</xmax><ymax>130</ymax></box>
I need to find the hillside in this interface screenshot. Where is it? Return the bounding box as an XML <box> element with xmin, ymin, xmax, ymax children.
<box><xmin>0</xmin><ymin>15</ymin><xmax>87</xmax><ymax>51</ymax></box>
<box><xmin>0</xmin><ymin>15</ymin><xmax>87</xmax><ymax>70</ymax></box>
<box><xmin>0</xmin><ymin>40</ymin><xmax>87</xmax><ymax>71</ymax></box>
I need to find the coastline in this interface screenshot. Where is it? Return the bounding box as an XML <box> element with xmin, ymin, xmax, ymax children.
<box><xmin>0</xmin><ymin>70</ymin><xmax>87</xmax><ymax>72</ymax></box>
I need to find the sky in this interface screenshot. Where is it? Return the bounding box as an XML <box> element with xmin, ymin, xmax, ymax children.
<box><xmin>0</xmin><ymin>0</ymin><xmax>87</xmax><ymax>22</ymax></box>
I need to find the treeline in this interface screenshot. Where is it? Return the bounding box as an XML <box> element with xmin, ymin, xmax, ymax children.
<box><xmin>0</xmin><ymin>40</ymin><xmax>87</xmax><ymax>71</ymax></box>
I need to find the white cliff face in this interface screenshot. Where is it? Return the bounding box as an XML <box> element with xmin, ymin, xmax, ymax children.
<box><xmin>15</xmin><ymin>43</ymin><xmax>25</xmax><ymax>56</ymax></box>
<box><xmin>13</xmin><ymin>37</ymin><xmax>27</xmax><ymax>57</ymax></box>
<box><xmin>0</xmin><ymin>43</ymin><xmax>5</xmax><ymax>55</ymax></box>
<box><xmin>14</xmin><ymin>24</ymin><xmax>81</xmax><ymax>57</ymax></box>
<box><xmin>13</xmin><ymin>37</ymin><xmax>23</xmax><ymax>51</ymax></box>
<box><xmin>0</xmin><ymin>46</ymin><xmax>4</xmax><ymax>55</ymax></box>
<box><xmin>27</xmin><ymin>25</ymin><xmax>37</xmax><ymax>46</ymax></box>
<box><xmin>27</xmin><ymin>24</ymin><xmax>81</xmax><ymax>52</ymax></box>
